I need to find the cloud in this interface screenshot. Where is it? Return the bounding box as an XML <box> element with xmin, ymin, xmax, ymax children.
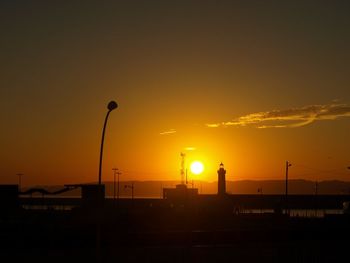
<box><xmin>206</xmin><ymin>103</ymin><xmax>350</xmax><ymax>129</ymax></box>
<box><xmin>184</xmin><ymin>147</ymin><xmax>196</xmax><ymax>151</ymax></box>
<box><xmin>206</xmin><ymin>123</ymin><xmax>220</xmax><ymax>128</ymax></box>
<box><xmin>160</xmin><ymin>129</ymin><xmax>176</xmax><ymax>135</ymax></box>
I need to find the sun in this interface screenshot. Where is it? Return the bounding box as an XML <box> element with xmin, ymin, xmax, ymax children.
<box><xmin>190</xmin><ymin>161</ymin><xmax>204</xmax><ymax>175</ymax></box>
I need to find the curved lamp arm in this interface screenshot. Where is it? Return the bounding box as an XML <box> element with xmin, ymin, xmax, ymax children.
<box><xmin>98</xmin><ymin>101</ymin><xmax>118</xmax><ymax>185</ymax></box>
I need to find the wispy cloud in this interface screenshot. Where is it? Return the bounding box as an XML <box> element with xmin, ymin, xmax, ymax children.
<box><xmin>206</xmin><ymin>103</ymin><xmax>350</xmax><ymax>129</ymax></box>
<box><xmin>160</xmin><ymin>129</ymin><xmax>176</xmax><ymax>135</ymax></box>
<box><xmin>184</xmin><ymin>147</ymin><xmax>196</xmax><ymax>151</ymax></box>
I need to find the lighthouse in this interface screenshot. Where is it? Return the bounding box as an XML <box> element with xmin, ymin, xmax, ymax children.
<box><xmin>217</xmin><ymin>162</ymin><xmax>226</xmax><ymax>196</ymax></box>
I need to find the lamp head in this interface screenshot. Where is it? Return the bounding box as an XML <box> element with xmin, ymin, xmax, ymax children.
<box><xmin>107</xmin><ymin>101</ymin><xmax>118</xmax><ymax>111</ymax></box>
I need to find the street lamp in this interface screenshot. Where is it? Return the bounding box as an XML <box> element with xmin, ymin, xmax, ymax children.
<box><xmin>98</xmin><ymin>101</ymin><xmax>118</xmax><ymax>185</ymax></box>
<box><xmin>347</xmin><ymin>167</ymin><xmax>350</xmax><ymax>194</ymax></box>
<box><xmin>112</xmin><ymin>168</ymin><xmax>117</xmax><ymax>201</ymax></box>
<box><xmin>112</xmin><ymin>168</ymin><xmax>121</xmax><ymax>202</ymax></box>
<box><xmin>285</xmin><ymin>161</ymin><xmax>292</xmax><ymax>196</ymax></box>
<box><xmin>285</xmin><ymin>161</ymin><xmax>292</xmax><ymax>215</ymax></box>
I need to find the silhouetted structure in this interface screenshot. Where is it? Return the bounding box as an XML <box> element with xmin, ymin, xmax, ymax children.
<box><xmin>0</xmin><ymin>185</ymin><xmax>19</xmax><ymax>212</ymax></box>
<box><xmin>81</xmin><ymin>184</ymin><xmax>105</xmax><ymax>207</ymax></box>
<box><xmin>20</xmin><ymin>185</ymin><xmax>78</xmax><ymax>195</ymax></box>
<box><xmin>163</xmin><ymin>184</ymin><xmax>198</xmax><ymax>204</ymax></box>
<box><xmin>218</xmin><ymin>162</ymin><xmax>226</xmax><ymax>196</ymax></box>
<box><xmin>285</xmin><ymin>161</ymin><xmax>292</xmax><ymax>213</ymax></box>
<box><xmin>3</xmin><ymin>174</ymin><xmax>350</xmax><ymax>263</ymax></box>
<box><xmin>98</xmin><ymin>100</ymin><xmax>118</xmax><ymax>185</ymax></box>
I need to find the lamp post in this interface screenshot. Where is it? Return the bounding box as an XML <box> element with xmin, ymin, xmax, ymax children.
<box><xmin>258</xmin><ymin>187</ymin><xmax>263</xmax><ymax>213</ymax></box>
<box><xmin>112</xmin><ymin>168</ymin><xmax>118</xmax><ymax>201</ymax></box>
<box><xmin>112</xmin><ymin>168</ymin><xmax>122</xmax><ymax>201</ymax></box>
<box><xmin>314</xmin><ymin>181</ymin><xmax>318</xmax><ymax>217</ymax></box>
<box><xmin>98</xmin><ymin>101</ymin><xmax>118</xmax><ymax>185</ymax></box>
<box><xmin>117</xmin><ymin>170</ymin><xmax>121</xmax><ymax>200</ymax></box>
<box><xmin>347</xmin><ymin>167</ymin><xmax>350</xmax><ymax>194</ymax></box>
<box><xmin>285</xmin><ymin>161</ymin><xmax>292</xmax><ymax>215</ymax></box>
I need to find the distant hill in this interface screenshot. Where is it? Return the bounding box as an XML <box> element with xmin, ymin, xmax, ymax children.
<box><xmin>23</xmin><ymin>180</ymin><xmax>350</xmax><ymax>198</ymax></box>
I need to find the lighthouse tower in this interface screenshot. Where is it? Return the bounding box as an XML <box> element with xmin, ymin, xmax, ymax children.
<box><xmin>217</xmin><ymin>162</ymin><xmax>226</xmax><ymax>196</ymax></box>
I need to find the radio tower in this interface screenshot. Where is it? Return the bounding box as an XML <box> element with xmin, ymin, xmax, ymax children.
<box><xmin>180</xmin><ymin>152</ymin><xmax>186</xmax><ymax>185</ymax></box>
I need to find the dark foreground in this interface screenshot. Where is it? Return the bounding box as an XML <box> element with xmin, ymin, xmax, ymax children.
<box><xmin>1</xmin><ymin>206</ymin><xmax>349</xmax><ymax>263</ymax></box>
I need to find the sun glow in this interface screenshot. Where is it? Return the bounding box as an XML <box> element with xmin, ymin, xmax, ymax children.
<box><xmin>190</xmin><ymin>161</ymin><xmax>204</xmax><ymax>175</ymax></box>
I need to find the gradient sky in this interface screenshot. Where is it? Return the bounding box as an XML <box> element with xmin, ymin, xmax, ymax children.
<box><xmin>1</xmin><ymin>1</ymin><xmax>350</xmax><ymax>186</ymax></box>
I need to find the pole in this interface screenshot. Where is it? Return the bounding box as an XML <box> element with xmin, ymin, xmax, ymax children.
<box><xmin>180</xmin><ymin>153</ymin><xmax>185</xmax><ymax>185</ymax></box>
<box><xmin>315</xmin><ymin>181</ymin><xmax>318</xmax><ymax>217</ymax></box>
<box><xmin>99</xmin><ymin>110</ymin><xmax>112</xmax><ymax>185</ymax></box>
<box><xmin>112</xmin><ymin>168</ymin><xmax>118</xmax><ymax>201</ymax></box>
<box><xmin>96</xmin><ymin>101</ymin><xmax>117</xmax><ymax>263</ymax></box>
<box><xmin>285</xmin><ymin>161</ymin><xmax>288</xmax><ymax>214</ymax></box>
<box><xmin>117</xmin><ymin>171</ymin><xmax>120</xmax><ymax>200</ymax></box>
<box><xmin>285</xmin><ymin>161</ymin><xmax>289</xmax><ymax>199</ymax></box>
<box><xmin>125</xmin><ymin>183</ymin><xmax>134</xmax><ymax>204</ymax></box>
<box><xmin>258</xmin><ymin>187</ymin><xmax>263</xmax><ymax>214</ymax></box>
<box><xmin>116</xmin><ymin>171</ymin><xmax>121</xmax><ymax>208</ymax></box>
<box><xmin>285</xmin><ymin>161</ymin><xmax>291</xmax><ymax>215</ymax></box>
<box><xmin>114</xmin><ymin>172</ymin><xmax>116</xmax><ymax>201</ymax></box>
<box><xmin>160</xmin><ymin>182</ymin><xmax>162</xmax><ymax>198</ymax></box>
<box><xmin>132</xmin><ymin>182</ymin><xmax>134</xmax><ymax>200</ymax></box>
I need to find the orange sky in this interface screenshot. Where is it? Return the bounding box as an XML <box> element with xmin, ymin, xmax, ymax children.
<box><xmin>1</xmin><ymin>2</ymin><xmax>350</xmax><ymax>186</ymax></box>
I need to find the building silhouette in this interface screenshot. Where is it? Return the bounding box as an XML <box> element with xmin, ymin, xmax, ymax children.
<box><xmin>163</xmin><ymin>184</ymin><xmax>198</xmax><ymax>199</ymax></box>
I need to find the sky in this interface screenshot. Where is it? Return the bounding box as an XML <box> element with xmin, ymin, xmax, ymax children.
<box><xmin>1</xmin><ymin>1</ymin><xmax>350</xmax><ymax>186</ymax></box>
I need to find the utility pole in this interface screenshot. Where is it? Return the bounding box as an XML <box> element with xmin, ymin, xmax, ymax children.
<box><xmin>314</xmin><ymin>181</ymin><xmax>318</xmax><ymax>217</ymax></box>
<box><xmin>348</xmin><ymin>167</ymin><xmax>350</xmax><ymax>194</ymax></box>
<box><xmin>285</xmin><ymin>161</ymin><xmax>292</xmax><ymax>215</ymax></box>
